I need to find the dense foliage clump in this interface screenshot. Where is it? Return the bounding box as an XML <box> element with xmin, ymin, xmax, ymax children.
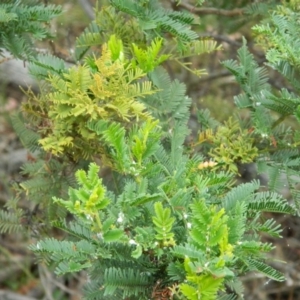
<box><xmin>1</xmin><ymin>1</ymin><xmax>300</xmax><ymax>299</ymax></box>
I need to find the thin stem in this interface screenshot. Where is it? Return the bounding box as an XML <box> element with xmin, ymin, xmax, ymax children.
<box><xmin>271</xmin><ymin>115</ymin><xmax>287</xmax><ymax>129</ymax></box>
<box><xmin>94</xmin><ymin>212</ymin><xmax>103</xmax><ymax>231</ymax></box>
<box><xmin>174</xmin><ymin>2</ymin><xmax>244</xmax><ymax>17</ymax></box>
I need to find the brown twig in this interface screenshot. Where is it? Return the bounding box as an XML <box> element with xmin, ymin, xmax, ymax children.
<box><xmin>198</xmin><ymin>33</ymin><xmax>242</xmax><ymax>47</ymax></box>
<box><xmin>176</xmin><ymin>2</ymin><xmax>244</xmax><ymax>17</ymax></box>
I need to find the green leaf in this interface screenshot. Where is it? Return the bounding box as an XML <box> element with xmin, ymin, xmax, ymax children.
<box><xmin>152</xmin><ymin>202</ymin><xmax>175</xmax><ymax>243</ymax></box>
<box><xmin>131</xmin><ymin>244</ymin><xmax>143</xmax><ymax>259</ymax></box>
<box><xmin>130</xmin><ymin>193</ymin><xmax>162</xmax><ymax>206</ymax></box>
<box><xmin>247</xmin><ymin>259</ymin><xmax>285</xmax><ymax>282</ymax></box>
<box><xmin>180</xmin><ymin>283</ymin><xmax>198</xmax><ymax>300</ymax></box>
<box><xmin>103</xmin><ymin>229</ymin><xmax>124</xmax><ymax>242</ymax></box>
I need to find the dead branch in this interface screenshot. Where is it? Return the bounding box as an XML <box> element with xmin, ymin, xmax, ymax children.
<box><xmin>176</xmin><ymin>2</ymin><xmax>244</xmax><ymax>17</ymax></box>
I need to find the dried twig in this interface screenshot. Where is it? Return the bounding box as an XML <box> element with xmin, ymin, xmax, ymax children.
<box><xmin>198</xmin><ymin>33</ymin><xmax>242</xmax><ymax>47</ymax></box>
<box><xmin>175</xmin><ymin>2</ymin><xmax>244</xmax><ymax>17</ymax></box>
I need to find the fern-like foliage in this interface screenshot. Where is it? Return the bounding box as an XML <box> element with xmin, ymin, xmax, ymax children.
<box><xmin>19</xmin><ymin>158</ymin><xmax>77</xmax><ymax>223</ymax></box>
<box><xmin>75</xmin><ymin>6</ymin><xmax>145</xmax><ymax>61</ymax></box>
<box><xmin>152</xmin><ymin>201</ymin><xmax>175</xmax><ymax>247</ymax></box>
<box><xmin>132</xmin><ymin>38</ymin><xmax>170</xmax><ymax>73</ymax></box>
<box><xmin>223</xmin><ymin>6</ymin><xmax>300</xmax><ymax>211</ymax></box>
<box><xmin>10</xmin><ymin>113</ymin><xmax>40</xmax><ymax>153</ymax></box>
<box><xmin>145</xmin><ymin>66</ymin><xmax>192</xmax><ymax>132</ymax></box>
<box><xmin>26</xmin><ymin>37</ymin><xmax>156</xmax><ymax>160</ymax></box>
<box><xmin>75</xmin><ymin>4</ymin><xmax>221</xmax><ymax>74</ymax></box>
<box><xmin>103</xmin><ymin>267</ymin><xmax>152</xmax><ymax>298</ymax></box>
<box><xmin>86</xmin><ymin>118</ymin><xmax>161</xmax><ymax>176</ymax></box>
<box><xmin>110</xmin><ymin>0</ymin><xmax>198</xmax><ymax>43</ymax></box>
<box><xmin>198</xmin><ymin>117</ymin><xmax>258</xmax><ymax>173</ymax></box>
<box><xmin>0</xmin><ymin>208</ymin><xmax>24</xmax><ymax>234</ymax></box>
<box><xmin>0</xmin><ymin>0</ymin><xmax>62</xmax><ymax>60</ymax></box>
<box><xmin>5</xmin><ymin>1</ymin><xmax>299</xmax><ymax>299</ymax></box>
<box><xmin>28</xmin><ymin>54</ymin><xmax>67</xmax><ymax>80</ymax></box>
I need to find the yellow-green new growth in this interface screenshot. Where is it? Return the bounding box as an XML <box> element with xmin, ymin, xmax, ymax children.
<box><xmin>53</xmin><ymin>163</ymin><xmax>109</xmax><ymax>232</ymax></box>
<box><xmin>152</xmin><ymin>202</ymin><xmax>175</xmax><ymax>247</ymax></box>
<box><xmin>199</xmin><ymin>118</ymin><xmax>258</xmax><ymax>173</ymax></box>
<box><xmin>132</xmin><ymin>38</ymin><xmax>170</xmax><ymax>72</ymax></box>
<box><xmin>38</xmin><ymin>37</ymin><xmax>156</xmax><ymax>159</ymax></box>
<box><xmin>180</xmin><ymin>264</ymin><xmax>224</xmax><ymax>300</ymax></box>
